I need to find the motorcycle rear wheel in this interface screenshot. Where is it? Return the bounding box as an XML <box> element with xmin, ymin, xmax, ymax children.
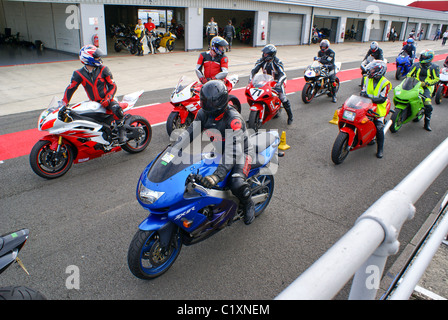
<box><xmin>228</xmin><ymin>95</ymin><xmax>242</xmax><ymax>113</ymax></box>
<box><xmin>128</xmin><ymin>229</ymin><xmax>182</xmax><ymax>280</ymax></box>
<box><xmin>29</xmin><ymin>140</ymin><xmax>73</xmax><ymax>179</ymax></box>
<box><xmin>121</xmin><ymin>115</ymin><xmax>152</xmax><ymax>153</ymax></box>
<box><xmin>331</xmin><ymin>132</ymin><xmax>350</xmax><ymax>165</ymax></box>
<box><xmin>0</xmin><ymin>286</ymin><xmax>47</xmax><ymax>300</ymax></box>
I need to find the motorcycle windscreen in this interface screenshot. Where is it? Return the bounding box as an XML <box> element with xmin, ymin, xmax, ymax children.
<box><xmin>401</xmin><ymin>77</ymin><xmax>420</xmax><ymax>90</ymax></box>
<box><xmin>251</xmin><ymin>74</ymin><xmax>274</xmax><ymax>88</ymax></box>
<box><xmin>146</xmin><ymin>146</ymin><xmax>204</xmax><ymax>183</ymax></box>
<box><xmin>344</xmin><ymin>95</ymin><xmax>373</xmax><ymax>110</ymax></box>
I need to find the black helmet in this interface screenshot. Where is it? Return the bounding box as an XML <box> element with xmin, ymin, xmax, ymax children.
<box><xmin>200</xmin><ymin>80</ymin><xmax>228</xmax><ymax>117</ymax></box>
<box><xmin>262</xmin><ymin>44</ymin><xmax>277</xmax><ymax>62</ymax></box>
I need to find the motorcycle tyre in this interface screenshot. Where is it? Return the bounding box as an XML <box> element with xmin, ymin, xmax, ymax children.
<box><xmin>331</xmin><ymin>132</ymin><xmax>350</xmax><ymax>165</ymax></box>
<box><xmin>435</xmin><ymin>85</ymin><xmax>443</xmax><ymax>105</ymax></box>
<box><xmin>302</xmin><ymin>83</ymin><xmax>315</xmax><ymax>104</ymax></box>
<box><xmin>390</xmin><ymin>109</ymin><xmax>404</xmax><ymax>133</ymax></box>
<box><xmin>228</xmin><ymin>95</ymin><xmax>242</xmax><ymax>113</ymax></box>
<box><xmin>395</xmin><ymin>68</ymin><xmax>403</xmax><ymax>81</ymax></box>
<box><xmin>166</xmin><ymin>111</ymin><xmax>194</xmax><ymax>137</ymax></box>
<box><xmin>128</xmin><ymin>229</ymin><xmax>182</xmax><ymax>280</ymax></box>
<box><xmin>166</xmin><ymin>40</ymin><xmax>175</xmax><ymax>52</ymax></box>
<box><xmin>121</xmin><ymin>115</ymin><xmax>152</xmax><ymax>154</ymax></box>
<box><xmin>0</xmin><ymin>286</ymin><xmax>47</xmax><ymax>300</ymax></box>
<box><xmin>248</xmin><ymin>110</ymin><xmax>262</xmax><ymax>132</ymax></box>
<box><xmin>29</xmin><ymin>139</ymin><xmax>73</xmax><ymax>179</ymax></box>
<box><xmin>114</xmin><ymin>43</ymin><xmax>122</xmax><ymax>53</ymax></box>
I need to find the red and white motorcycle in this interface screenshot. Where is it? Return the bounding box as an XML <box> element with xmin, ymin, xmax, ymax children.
<box><xmin>166</xmin><ymin>75</ymin><xmax>241</xmax><ymax>136</ymax></box>
<box><xmin>30</xmin><ymin>90</ymin><xmax>152</xmax><ymax>179</ymax></box>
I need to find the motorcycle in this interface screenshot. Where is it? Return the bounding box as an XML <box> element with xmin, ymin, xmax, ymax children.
<box><xmin>395</xmin><ymin>51</ymin><xmax>413</xmax><ymax>80</ymax></box>
<box><xmin>390</xmin><ymin>77</ymin><xmax>425</xmax><ymax>133</ymax></box>
<box><xmin>153</xmin><ymin>31</ymin><xmax>176</xmax><ymax>52</ymax></box>
<box><xmin>127</xmin><ymin>130</ymin><xmax>280</xmax><ymax>279</ymax></box>
<box><xmin>30</xmin><ymin>91</ymin><xmax>152</xmax><ymax>179</ymax></box>
<box><xmin>245</xmin><ymin>74</ymin><xmax>282</xmax><ymax>132</ymax></box>
<box><xmin>0</xmin><ymin>229</ymin><xmax>46</xmax><ymax>300</ymax></box>
<box><xmin>302</xmin><ymin>59</ymin><xmax>341</xmax><ymax>104</ymax></box>
<box><xmin>331</xmin><ymin>95</ymin><xmax>391</xmax><ymax>165</ymax></box>
<box><xmin>435</xmin><ymin>67</ymin><xmax>448</xmax><ymax>105</ymax></box>
<box><xmin>311</xmin><ymin>29</ymin><xmax>324</xmax><ymax>44</ymax></box>
<box><xmin>113</xmin><ymin>32</ymin><xmax>139</xmax><ymax>55</ymax></box>
<box><xmin>166</xmin><ymin>75</ymin><xmax>241</xmax><ymax>137</ymax></box>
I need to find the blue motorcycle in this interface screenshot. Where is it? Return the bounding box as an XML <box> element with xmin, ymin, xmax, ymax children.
<box><xmin>127</xmin><ymin>130</ymin><xmax>280</xmax><ymax>279</ymax></box>
<box><xmin>395</xmin><ymin>51</ymin><xmax>413</xmax><ymax>80</ymax></box>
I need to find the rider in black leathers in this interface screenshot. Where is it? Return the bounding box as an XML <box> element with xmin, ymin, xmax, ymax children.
<box><xmin>173</xmin><ymin>80</ymin><xmax>256</xmax><ymax>225</ymax></box>
<box><xmin>250</xmin><ymin>44</ymin><xmax>293</xmax><ymax>124</ymax></box>
<box><xmin>316</xmin><ymin>39</ymin><xmax>338</xmax><ymax>103</ymax></box>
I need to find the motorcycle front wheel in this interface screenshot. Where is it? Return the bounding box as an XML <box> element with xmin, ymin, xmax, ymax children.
<box><xmin>165</xmin><ymin>111</ymin><xmax>194</xmax><ymax>137</ymax></box>
<box><xmin>29</xmin><ymin>140</ymin><xmax>73</xmax><ymax>179</ymax></box>
<box><xmin>248</xmin><ymin>110</ymin><xmax>263</xmax><ymax>132</ymax></box>
<box><xmin>390</xmin><ymin>109</ymin><xmax>404</xmax><ymax>133</ymax></box>
<box><xmin>166</xmin><ymin>40</ymin><xmax>175</xmax><ymax>51</ymax></box>
<box><xmin>128</xmin><ymin>229</ymin><xmax>183</xmax><ymax>280</ymax></box>
<box><xmin>0</xmin><ymin>286</ymin><xmax>47</xmax><ymax>300</ymax></box>
<box><xmin>250</xmin><ymin>174</ymin><xmax>275</xmax><ymax>217</ymax></box>
<box><xmin>301</xmin><ymin>83</ymin><xmax>315</xmax><ymax>104</ymax></box>
<box><xmin>435</xmin><ymin>85</ymin><xmax>444</xmax><ymax>105</ymax></box>
<box><xmin>331</xmin><ymin>132</ymin><xmax>350</xmax><ymax>165</ymax></box>
<box><xmin>121</xmin><ymin>115</ymin><xmax>152</xmax><ymax>153</ymax></box>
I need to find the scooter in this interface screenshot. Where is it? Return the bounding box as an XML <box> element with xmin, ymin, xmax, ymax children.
<box><xmin>30</xmin><ymin>91</ymin><xmax>152</xmax><ymax>179</ymax></box>
<box><xmin>390</xmin><ymin>77</ymin><xmax>425</xmax><ymax>133</ymax></box>
<box><xmin>331</xmin><ymin>95</ymin><xmax>391</xmax><ymax>164</ymax></box>
<box><xmin>302</xmin><ymin>59</ymin><xmax>342</xmax><ymax>104</ymax></box>
<box><xmin>153</xmin><ymin>30</ymin><xmax>176</xmax><ymax>52</ymax></box>
<box><xmin>435</xmin><ymin>67</ymin><xmax>448</xmax><ymax>105</ymax></box>
<box><xmin>395</xmin><ymin>51</ymin><xmax>413</xmax><ymax>80</ymax></box>
<box><xmin>245</xmin><ymin>74</ymin><xmax>282</xmax><ymax>132</ymax></box>
<box><xmin>127</xmin><ymin>130</ymin><xmax>280</xmax><ymax>279</ymax></box>
<box><xmin>166</xmin><ymin>75</ymin><xmax>241</xmax><ymax>137</ymax></box>
<box><xmin>0</xmin><ymin>229</ymin><xmax>46</xmax><ymax>300</ymax></box>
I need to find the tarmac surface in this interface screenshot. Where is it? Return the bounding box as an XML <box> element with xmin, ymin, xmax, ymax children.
<box><xmin>0</xmin><ymin>37</ymin><xmax>447</xmax><ymax>300</ymax></box>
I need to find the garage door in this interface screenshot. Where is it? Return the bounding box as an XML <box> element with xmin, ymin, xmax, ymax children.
<box><xmin>369</xmin><ymin>21</ymin><xmax>386</xmax><ymax>41</ymax></box>
<box><xmin>268</xmin><ymin>13</ymin><xmax>302</xmax><ymax>45</ymax></box>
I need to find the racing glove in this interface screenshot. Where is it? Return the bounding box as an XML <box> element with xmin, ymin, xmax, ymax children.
<box><xmin>201</xmin><ymin>174</ymin><xmax>220</xmax><ymax>188</ymax></box>
<box><xmin>100</xmin><ymin>99</ymin><xmax>110</xmax><ymax>107</ymax></box>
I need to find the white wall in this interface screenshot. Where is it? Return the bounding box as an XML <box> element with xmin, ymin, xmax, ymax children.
<box><xmin>185</xmin><ymin>7</ymin><xmax>203</xmax><ymax>51</ymax></box>
<box><xmin>79</xmin><ymin>3</ymin><xmax>107</xmax><ymax>54</ymax></box>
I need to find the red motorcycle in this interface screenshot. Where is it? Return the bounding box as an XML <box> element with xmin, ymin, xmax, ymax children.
<box><xmin>331</xmin><ymin>95</ymin><xmax>391</xmax><ymax>164</ymax></box>
<box><xmin>435</xmin><ymin>67</ymin><xmax>448</xmax><ymax>105</ymax></box>
<box><xmin>30</xmin><ymin>90</ymin><xmax>152</xmax><ymax>179</ymax></box>
<box><xmin>166</xmin><ymin>75</ymin><xmax>241</xmax><ymax>136</ymax></box>
<box><xmin>245</xmin><ymin>74</ymin><xmax>282</xmax><ymax>132</ymax></box>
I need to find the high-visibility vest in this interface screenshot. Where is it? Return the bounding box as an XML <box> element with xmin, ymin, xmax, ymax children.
<box><xmin>366</xmin><ymin>76</ymin><xmax>391</xmax><ymax>117</ymax></box>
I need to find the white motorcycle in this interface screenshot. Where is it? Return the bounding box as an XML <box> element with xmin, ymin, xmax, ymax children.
<box><xmin>302</xmin><ymin>59</ymin><xmax>342</xmax><ymax>104</ymax></box>
<box><xmin>30</xmin><ymin>90</ymin><xmax>152</xmax><ymax>179</ymax></box>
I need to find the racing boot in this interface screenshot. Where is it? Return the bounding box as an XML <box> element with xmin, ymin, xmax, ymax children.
<box><xmin>117</xmin><ymin>120</ymin><xmax>126</xmax><ymax>144</ymax></box>
<box><xmin>242</xmin><ymin>198</ymin><xmax>255</xmax><ymax>225</ymax></box>
<box><xmin>424</xmin><ymin>117</ymin><xmax>432</xmax><ymax>131</ymax></box>
<box><xmin>283</xmin><ymin>100</ymin><xmax>293</xmax><ymax>125</ymax></box>
<box><xmin>374</xmin><ymin>120</ymin><xmax>384</xmax><ymax>158</ymax></box>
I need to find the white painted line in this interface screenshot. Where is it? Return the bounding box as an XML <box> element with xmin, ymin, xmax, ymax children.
<box><xmin>133</xmin><ymin>102</ymin><xmax>161</xmax><ymax>110</ymax></box>
<box><xmin>0</xmin><ymin>160</ymin><xmax>4</xmax><ymax>164</ymax></box>
<box><xmin>340</xmin><ymin>80</ymin><xmax>352</xmax><ymax>83</ymax></box>
<box><xmin>414</xmin><ymin>285</ymin><xmax>447</xmax><ymax>300</ymax></box>
<box><xmin>151</xmin><ymin>121</ymin><xmax>167</xmax><ymax>127</ymax></box>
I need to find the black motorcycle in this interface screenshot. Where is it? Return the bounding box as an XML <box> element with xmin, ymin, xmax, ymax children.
<box><xmin>0</xmin><ymin>228</ymin><xmax>46</xmax><ymax>300</ymax></box>
<box><xmin>301</xmin><ymin>58</ymin><xmax>342</xmax><ymax>104</ymax></box>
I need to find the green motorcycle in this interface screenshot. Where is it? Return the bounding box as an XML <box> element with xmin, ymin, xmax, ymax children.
<box><xmin>390</xmin><ymin>77</ymin><xmax>426</xmax><ymax>133</ymax></box>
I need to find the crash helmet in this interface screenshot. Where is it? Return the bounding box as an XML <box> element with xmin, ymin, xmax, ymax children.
<box><xmin>406</xmin><ymin>38</ymin><xmax>415</xmax><ymax>45</ymax></box>
<box><xmin>210</xmin><ymin>36</ymin><xmax>228</xmax><ymax>56</ymax></box>
<box><xmin>419</xmin><ymin>49</ymin><xmax>434</xmax><ymax>65</ymax></box>
<box><xmin>370</xmin><ymin>41</ymin><xmax>379</xmax><ymax>52</ymax></box>
<box><xmin>320</xmin><ymin>39</ymin><xmax>330</xmax><ymax>52</ymax></box>
<box><xmin>200</xmin><ymin>80</ymin><xmax>229</xmax><ymax>117</ymax></box>
<box><xmin>367</xmin><ymin>60</ymin><xmax>387</xmax><ymax>80</ymax></box>
<box><xmin>79</xmin><ymin>44</ymin><xmax>105</xmax><ymax>67</ymax></box>
<box><xmin>262</xmin><ymin>44</ymin><xmax>277</xmax><ymax>62</ymax></box>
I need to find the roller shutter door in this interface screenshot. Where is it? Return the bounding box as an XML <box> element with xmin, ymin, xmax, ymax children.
<box><xmin>369</xmin><ymin>21</ymin><xmax>386</xmax><ymax>41</ymax></box>
<box><xmin>268</xmin><ymin>13</ymin><xmax>302</xmax><ymax>45</ymax></box>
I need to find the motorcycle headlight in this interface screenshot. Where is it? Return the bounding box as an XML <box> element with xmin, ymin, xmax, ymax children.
<box><xmin>138</xmin><ymin>183</ymin><xmax>165</xmax><ymax>204</ymax></box>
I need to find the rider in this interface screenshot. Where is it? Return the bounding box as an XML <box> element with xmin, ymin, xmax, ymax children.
<box><xmin>134</xmin><ymin>19</ymin><xmax>145</xmax><ymax>56</ymax></box>
<box><xmin>406</xmin><ymin>49</ymin><xmax>440</xmax><ymax>131</ymax></box>
<box><xmin>361</xmin><ymin>41</ymin><xmax>384</xmax><ymax>87</ymax></box>
<box><xmin>401</xmin><ymin>38</ymin><xmax>416</xmax><ymax>61</ymax></box>
<box><xmin>316</xmin><ymin>39</ymin><xmax>338</xmax><ymax>103</ymax></box>
<box><xmin>250</xmin><ymin>44</ymin><xmax>293</xmax><ymax>124</ymax></box>
<box><xmin>62</xmin><ymin>44</ymin><xmax>126</xmax><ymax>143</ymax></box>
<box><xmin>173</xmin><ymin>80</ymin><xmax>256</xmax><ymax>225</ymax></box>
<box><xmin>195</xmin><ymin>36</ymin><xmax>231</xmax><ymax>90</ymax></box>
<box><xmin>360</xmin><ymin>60</ymin><xmax>391</xmax><ymax>159</ymax></box>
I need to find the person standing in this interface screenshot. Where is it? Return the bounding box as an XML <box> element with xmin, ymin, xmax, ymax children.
<box><xmin>223</xmin><ymin>20</ymin><xmax>236</xmax><ymax>51</ymax></box>
<box><xmin>206</xmin><ymin>17</ymin><xmax>218</xmax><ymax>48</ymax></box>
<box><xmin>442</xmin><ymin>30</ymin><xmax>448</xmax><ymax>46</ymax></box>
<box><xmin>134</xmin><ymin>19</ymin><xmax>145</xmax><ymax>56</ymax></box>
<box><xmin>144</xmin><ymin>17</ymin><xmax>156</xmax><ymax>54</ymax></box>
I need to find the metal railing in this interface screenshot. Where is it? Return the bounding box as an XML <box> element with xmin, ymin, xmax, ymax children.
<box><xmin>275</xmin><ymin>137</ymin><xmax>448</xmax><ymax>300</ymax></box>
